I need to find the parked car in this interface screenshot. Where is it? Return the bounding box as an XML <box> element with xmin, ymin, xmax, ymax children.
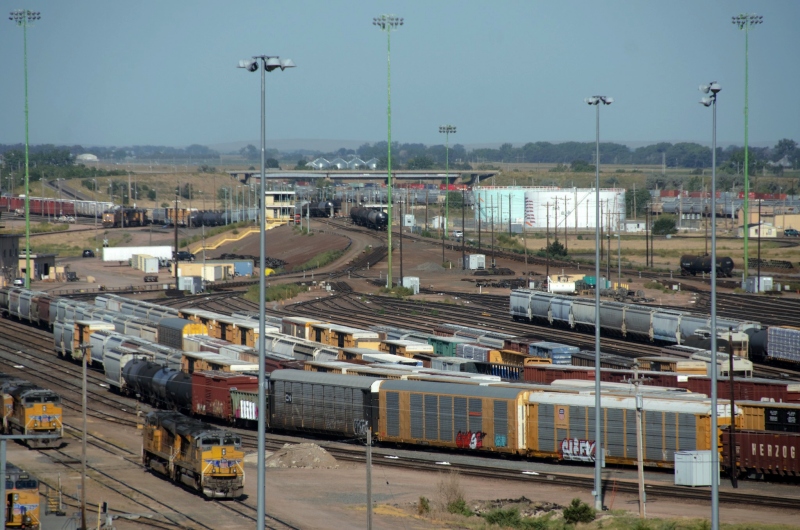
<box><xmin>12</xmin><ymin>278</ymin><xmax>24</xmax><ymax>286</ymax></box>
<box><xmin>175</xmin><ymin>251</ymin><xmax>195</xmax><ymax>262</ymax></box>
<box><xmin>82</xmin><ymin>249</ymin><xmax>95</xmax><ymax>258</ymax></box>
<box><xmin>784</xmin><ymin>228</ymin><xmax>800</xmax><ymax>237</ymax></box>
<box><xmin>452</xmin><ymin>230</ymin><xmax>464</xmax><ymax>240</ymax></box>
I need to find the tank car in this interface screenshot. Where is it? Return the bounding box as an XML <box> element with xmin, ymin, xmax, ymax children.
<box><xmin>680</xmin><ymin>255</ymin><xmax>734</xmax><ymax>277</ymax></box>
<box><xmin>143</xmin><ymin>411</ymin><xmax>244</xmax><ymax>498</ymax></box>
<box><xmin>350</xmin><ymin>207</ymin><xmax>388</xmax><ymax>230</ymax></box>
<box><xmin>309</xmin><ymin>201</ymin><xmax>334</xmax><ymax>218</ymax></box>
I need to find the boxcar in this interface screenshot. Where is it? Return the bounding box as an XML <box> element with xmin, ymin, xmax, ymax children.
<box><xmin>268</xmin><ymin>370</ymin><xmax>380</xmax><ymax>438</ymax></box>
<box><xmin>192</xmin><ymin>371</ymin><xmax>258</xmax><ymax>422</ymax></box>
<box><xmin>377</xmin><ymin>380</ymin><xmax>529</xmax><ymax>454</ymax></box>
<box><xmin>722</xmin><ymin>428</ymin><xmax>800</xmax><ymax>477</ymax></box>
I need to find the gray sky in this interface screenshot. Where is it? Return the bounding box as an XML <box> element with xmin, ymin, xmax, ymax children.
<box><xmin>1</xmin><ymin>0</ymin><xmax>797</xmax><ymax>150</ymax></box>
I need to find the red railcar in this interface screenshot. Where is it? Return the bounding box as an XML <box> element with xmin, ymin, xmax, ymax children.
<box><xmin>0</xmin><ymin>196</ymin><xmax>76</xmax><ymax>216</ymax></box>
<box><xmin>722</xmin><ymin>428</ymin><xmax>800</xmax><ymax>477</ymax></box>
<box><xmin>678</xmin><ymin>376</ymin><xmax>797</xmax><ymax>403</ymax></box>
<box><xmin>503</xmin><ymin>335</ymin><xmax>541</xmax><ymax>353</ymax></box>
<box><xmin>523</xmin><ymin>365</ymin><xmax>681</xmax><ymax>387</ymax></box>
<box><xmin>191</xmin><ymin>371</ymin><xmax>258</xmax><ymax>422</ymax></box>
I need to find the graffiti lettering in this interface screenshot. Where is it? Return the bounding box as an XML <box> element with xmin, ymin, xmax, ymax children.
<box><xmin>456</xmin><ymin>431</ymin><xmax>486</xmax><ymax>450</ymax></box>
<box><xmin>353</xmin><ymin>419</ymin><xmax>369</xmax><ymax>437</ymax></box>
<box><xmin>561</xmin><ymin>438</ymin><xmax>596</xmax><ymax>462</ymax></box>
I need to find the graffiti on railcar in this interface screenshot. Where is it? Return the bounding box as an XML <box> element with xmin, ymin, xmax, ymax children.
<box><xmin>561</xmin><ymin>438</ymin><xmax>596</xmax><ymax>462</ymax></box>
<box><xmin>456</xmin><ymin>431</ymin><xmax>486</xmax><ymax>450</ymax></box>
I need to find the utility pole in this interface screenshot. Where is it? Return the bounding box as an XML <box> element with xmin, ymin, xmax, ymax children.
<box><xmin>174</xmin><ymin>189</ymin><xmax>180</xmax><ymax>287</ymax></box>
<box><xmin>425</xmin><ymin>189</ymin><xmax>428</xmax><ymax>233</ymax></box>
<box><xmin>367</xmin><ymin>428</ymin><xmax>373</xmax><ymax>529</ymax></box>
<box><xmin>399</xmin><ymin>197</ymin><xmax>403</xmax><ymax>288</ymax></box>
<box><xmin>728</xmin><ymin>328</ymin><xmax>738</xmax><ymax>489</ymax></box>
<box><xmin>477</xmin><ymin>196</ymin><xmax>481</xmax><ymax>251</ymax></box>
<box><xmin>564</xmin><ymin>196</ymin><xmax>569</xmax><ymax>253</ymax></box>
<box><xmin>645</xmin><ymin>206</ymin><xmax>650</xmax><ymax>268</ymax></box>
<box><xmin>508</xmin><ymin>193</ymin><xmax>512</xmax><ymax>235</ymax></box>
<box><xmin>80</xmin><ymin>343</ymin><xmax>89</xmax><ymax>530</ymax></box>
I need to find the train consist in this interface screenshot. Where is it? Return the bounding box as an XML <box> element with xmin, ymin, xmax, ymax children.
<box><xmin>4</xmin><ymin>287</ymin><xmax>800</xmax><ymax>478</ymax></box>
<box><xmin>350</xmin><ymin>206</ymin><xmax>388</xmax><ymax>230</ymax></box>
<box><xmin>510</xmin><ymin>289</ymin><xmax>758</xmax><ymax>347</ymax></box>
<box><xmin>101</xmin><ymin>207</ymin><xmax>149</xmax><ymax>228</ymax></box>
<box><xmin>4</xmin><ymin>463</ymin><xmax>41</xmax><ymax>528</ymax></box>
<box><xmin>143</xmin><ymin>410</ymin><xmax>245</xmax><ymax>498</ymax></box>
<box><xmin>0</xmin><ymin>374</ymin><xmax>63</xmax><ymax>448</ymax></box>
<box><xmin>0</xmin><ymin>196</ymin><xmax>112</xmax><ymax>219</ymax></box>
<box><xmin>680</xmin><ymin>255</ymin><xmax>735</xmax><ymax>277</ymax></box>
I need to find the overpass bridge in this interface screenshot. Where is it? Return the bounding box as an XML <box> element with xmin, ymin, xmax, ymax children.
<box><xmin>226</xmin><ymin>169</ymin><xmax>499</xmax><ymax>186</ymax></box>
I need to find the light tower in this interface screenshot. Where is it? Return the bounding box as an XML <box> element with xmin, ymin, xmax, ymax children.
<box><xmin>373</xmin><ymin>14</ymin><xmax>403</xmax><ymax>288</ymax></box>
<box><xmin>439</xmin><ymin>125</ymin><xmax>456</xmax><ymax>237</ymax></box>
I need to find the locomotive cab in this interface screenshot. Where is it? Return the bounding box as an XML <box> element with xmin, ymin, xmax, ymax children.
<box><xmin>4</xmin><ymin>465</ymin><xmax>40</xmax><ymax>529</ymax></box>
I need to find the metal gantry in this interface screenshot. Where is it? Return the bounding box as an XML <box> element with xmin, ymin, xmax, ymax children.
<box><xmin>373</xmin><ymin>14</ymin><xmax>403</xmax><ymax>288</ymax></box>
<box><xmin>585</xmin><ymin>94</ymin><xmax>613</xmax><ymax>512</ymax></box>
<box><xmin>237</xmin><ymin>53</ymin><xmax>295</xmax><ymax>530</ymax></box>
<box><xmin>8</xmin><ymin>8</ymin><xmax>41</xmax><ymax>289</ymax></box>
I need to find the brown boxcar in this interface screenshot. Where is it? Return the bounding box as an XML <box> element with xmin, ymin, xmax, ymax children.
<box><xmin>503</xmin><ymin>335</ymin><xmax>542</xmax><ymax>353</ymax></box>
<box><xmin>191</xmin><ymin>371</ymin><xmax>258</xmax><ymax>422</ymax></box>
<box><xmin>678</xmin><ymin>376</ymin><xmax>795</xmax><ymax>403</ymax></box>
<box><xmin>722</xmin><ymin>428</ymin><xmax>800</xmax><ymax>477</ymax></box>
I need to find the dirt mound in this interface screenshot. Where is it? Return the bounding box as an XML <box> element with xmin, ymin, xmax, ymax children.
<box><xmin>414</xmin><ymin>261</ymin><xmax>445</xmax><ymax>272</ymax></box>
<box><xmin>265</xmin><ymin>443</ymin><xmax>338</xmax><ymax>469</ymax></box>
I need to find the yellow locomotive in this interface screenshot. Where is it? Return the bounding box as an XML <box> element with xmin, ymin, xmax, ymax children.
<box><xmin>0</xmin><ymin>376</ymin><xmax>63</xmax><ymax>449</ymax></box>
<box><xmin>3</xmin><ymin>463</ymin><xmax>40</xmax><ymax>529</ymax></box>
<box><xmin>143</xmin><ymin>411</ymin><xmax>244</xmax><ymax>498</ymax></box>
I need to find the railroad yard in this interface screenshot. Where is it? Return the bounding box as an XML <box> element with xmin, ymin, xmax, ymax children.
<box><xmin>3</xmin><ymin>217</ymin><xmax>800</xmax><ymax>530</ymax></box>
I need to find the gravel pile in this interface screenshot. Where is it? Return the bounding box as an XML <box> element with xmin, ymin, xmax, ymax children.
<box><xmin>265</xmin><ymin>443</ymin><xmax>339</xmax><ymax>469</ymax></box>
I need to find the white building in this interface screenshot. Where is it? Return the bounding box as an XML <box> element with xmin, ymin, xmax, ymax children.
<box><xmin>76</xmin><ymin>153</ymin><xmax>99</xmax><ymax>163</ymax></box>
<box><xmin>738</xmin><ymin>222</ymin><xmax>777</xmax><ymax>239</ymax></box>
<box><xmin>472</xmin><ymin>186</ymin><xmax>626</xmax><ymax>231</ymax></box>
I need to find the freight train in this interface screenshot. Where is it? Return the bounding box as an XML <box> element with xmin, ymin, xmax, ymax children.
<box><xmin>4</xmin><ymin>287</ymin><xmax>800</xmax><ymax>476</ymax></box>
<box><xmin>0</xmin><ymin>196</ymin><xmax>112</xmax><ymax>219</ymax></box>
<box><xmin>101</xmin><ymin>207</ymin><xmax>149</xmax><ymax>228</ymax></box>
<box><xmin>510</xmin><ymin>290</ymin><xmax>759</xmax><ymax>345</ymax></box>
<box><xmin>680</xmin><ymin>255</ymin><xmax>735</xmax><ymax>277</ymax></box>
<box><xmin>143</xmin><ymin>410</ymin><xmax>245</xmax><ymax>498</ymax></box>
<box><xmin>350</xmin><ymin>206</ymin><xmax>388</xmax><ymax>230</ymax></box>
<box><xmin>0</xmin><ymin>374</ymin><xmax>63</xmax><ymax>448</ymax></box>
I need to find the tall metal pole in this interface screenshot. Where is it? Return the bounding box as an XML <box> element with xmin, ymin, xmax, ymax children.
<box><xmin>440</xmin><ymin>125</ymin><xmax>456</xmax><ymax>237</ymax></box>
<box><xmin>586</xmin><ymin>95</ymin><xmax>612</xmax><ymax>511</ymax></box>
<box><xmin>238</xmin><ymin>54</ymin><xmax>294</xmax><ymax>530</ymax></box>
<box><xmin>461</xmin><ymin>188</ymin><xmax>466</xmax><ymax>270</ymax></box>
<box><xmin>82</xmin><ymin>345</ymin><xmax>88</xmax><ymax>530</ymax></box>
<box><xmin>733</xmin><ymin>13</ymin><xmax>762</xmax><ymax>281</ymax></box>
<box><xmin>10</xmin><ymin>10</ymin><xmax>40</xmax><ymax>289</ymax></box>
<box><xmin>374</xmin><ymin>14</ymin><xmax>403</xmax><ymax>289</ymax></box>
<box><xmin>701</xmin><ymin>81</ymin><xmax>721</xmax><ymax>530</ymax></box>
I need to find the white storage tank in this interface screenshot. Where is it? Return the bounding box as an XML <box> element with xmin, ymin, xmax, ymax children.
<box><xmin>463</xmin><ymin>254</ymin><xmax>486</xmax><ymax>270</ymax></box>
<box><xmin>402</xmin><ymin>276</ymin><xmax>420</xmax><ymax>295</ymax></box>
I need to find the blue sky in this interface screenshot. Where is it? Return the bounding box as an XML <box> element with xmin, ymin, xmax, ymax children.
<box><xmin>0</xmin><ymin>0</ymin><xmax>797</xmax><ymax>150</ymax></box>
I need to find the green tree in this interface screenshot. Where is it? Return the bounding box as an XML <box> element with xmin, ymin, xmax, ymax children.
<box><xmin>266</xmin><ymin>158</ymin><xmax>280</xmax><ymax>169</ymax></box>
<box><xmin>625</xmin><ymin>186</ymin><xmax>652</xmax><ymax>218</ymax></box>
<box><xmin>445</xmin><ymin>191</ymin><xmax>464</xmax><ymax>209</ymax></box>
<box><xmin>545</xmin><ymin>239</ymin><xmax>567</xmax><ymax>257</ymax></box>
<box><xmin>239</xmin><ymin>144</ymin><xmax>259</xmax><ymax>160</ymax></box>
<box><xmin>570</xmin><ymin>159</ymin><xmax>595</xmax><ymax>172</ymax></box>
<box><xmin>773</xmin><ymin>138</ymin><xmax>797</xmax><ymax>161</ymax></box>
<box><xmin>652</xmin><ymin>215</ymin><xmax>677</xmax><ymax>235</ymax></box>
<box><xmin>407</xmin><ymin>156</ymin><xmax>434</xmax><ymax>170</ymax></box>
<box><xmin>294</xmin><ymin>159</ymin><xmax>308</xmax><ymax>170</ymax></box>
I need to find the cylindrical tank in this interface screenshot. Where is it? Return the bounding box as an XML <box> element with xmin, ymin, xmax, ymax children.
<box><xmin>165</xmin><ymin>371</ymin><xmax>193</xmax><ymax>411</ymax></box>
<box><xmin>151</xmin><ymin>367</ymin><xmax>180</xmax><ymax>405</ymax></box>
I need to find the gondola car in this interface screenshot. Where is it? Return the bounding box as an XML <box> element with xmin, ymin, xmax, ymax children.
<box><xmin>142</xmin><ymin>411</ymin><xmax>244</xmax><ymax>498</ymax></box>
